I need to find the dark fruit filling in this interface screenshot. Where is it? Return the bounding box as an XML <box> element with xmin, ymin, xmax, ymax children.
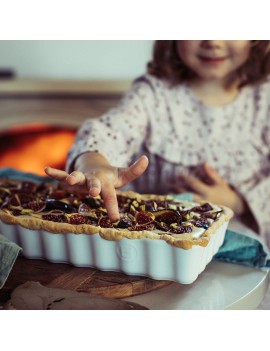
<box><xmin>0</xmin><ymin>179</ymin><xmax>223</xmax><ymax>235</ymax></box>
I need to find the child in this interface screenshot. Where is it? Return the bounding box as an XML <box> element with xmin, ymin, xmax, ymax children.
<box><xmin>45</xmin><ymin>40</ymin><xmax>270</xmax><ymax>249</ymax></box>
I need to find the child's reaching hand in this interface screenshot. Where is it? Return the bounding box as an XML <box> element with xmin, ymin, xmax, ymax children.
<box><xmin>45</xmin><ymin>152</ymin><xmax>149</xmax><ymax>223</ymax></box>
<box><xmin>172</xmin><ymin>163</ymin><xmax>247</xmax><ymax>216</ymax></box>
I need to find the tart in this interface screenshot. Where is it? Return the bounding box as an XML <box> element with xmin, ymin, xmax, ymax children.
<box><xmin>0</xmin><ymin>179</ymin><xmax>233</xmax><ymax>250</ymax></box>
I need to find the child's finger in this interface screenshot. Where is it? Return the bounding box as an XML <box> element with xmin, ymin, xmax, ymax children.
<box><xmin>118</xmin><ymin>155</ymin><xmax>149</xmax><ymax>186</ymax></box>
<box><xmin>169</xmin><ymin>184</ymin><xmax>188</xmax><ymax>193</ymax></box>
<box><xmin>181</xmin><ymin>175</ymin><xmax>208</xmax><ymax>195</ymax></box>
<box><xmin>100</xmin><ymin>184</ymin><xmax>119</xmax><ymax>222</ymax></box>
<box><xmin>86</xmin><ymin>176</ymin><xmax>102</xmax><ymax>197</ymax></box>
<box><xmin>66</xmin><ymin>171</ymin><xmax>86</xmax><ymax>186</ymax></box>
<box><xmin>203</xmin><ymin>163</ymin><xmax>225</xmax><ymax>184</ymax></box>
<box><xmin>44</xmin><ymin>166</ymin><xmax>69</xmax><ymax>181</ymax></box>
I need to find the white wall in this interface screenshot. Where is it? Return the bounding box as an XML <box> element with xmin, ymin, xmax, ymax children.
<box><xmin>0</xmin><ymin>40</ymin><xmax>154</xmax><ymax>80</ymax></box>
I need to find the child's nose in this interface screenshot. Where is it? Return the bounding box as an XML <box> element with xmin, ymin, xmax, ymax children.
<box><xmin>200</xmin><ymin>40</ymin><xmax>223</xmax><ymax>49</ymax></box>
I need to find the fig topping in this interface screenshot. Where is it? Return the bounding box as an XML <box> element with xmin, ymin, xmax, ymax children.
<box><xmin>67</xmin><ymin>214</ymin><xmax>90</xmax><ymax>225</ymax></box>
<box><xmin>86</xmin><ymin>197</ymin><xmax>102</xmax><ymax>209</ymax></box>
<box><xmin>48</xmin><ymin>190</ymin><xmax>69</xmax><ymax>200</ymax></box>
<box><xmin>98</xmin><ymin>216</ymin><xmax>113</xmax><ymax>228</ymax></box>
<box><xmin>42</xmin><ymin>211</ymin><xmax>66</xmax><ymax>223</ymax></box>
<box><xmin>135</xmin><ymin>211</ymin><xmax>155</xmax><ymax>225</ymax></box>
<box><xmin>0</xmin><ymin>187</ymin><xmax>11</xmax><ymax>195</ymax></box>
<box><xmin>45</xmin><ymin>199</ymin><xmax>76</xmax><ymax>213</ymax></box>
<box><xmin>78</xmin><ymin>203</ymin><xmax>91</xmax><ymax>213</ymax></box>
<box><xmin>145</xmin><ymin>200</ymin><xmax>158</xmax><ymax>212</ymax></box>
<box><xmin>169</xmin><ymin>225</ymin><xmax>193</xmax><ymax>234</ymax></box>
<box><xmin>191</xmin><ymin>203</ymin><xmax>213</xmax><ymax>213</ymax></box>
<box><xmin>154</xmin><ymin>221</ymin><xmax>170</xmax><ymax>232</ymax></box>
<box><xmin>16</xmin><ymin>193</ymin><xmax>34</xmax><ymax>205</ymax></box>
<box><xmin>117</xmin><ymin>216</ymin><xmax>134</xmax><ymax>228</ymax></box>
<box><xmin>20</xmin><ymin>181</ymin><xmax>37</xmax><ymax>193</ymax></box>
<box><xmin>153</xmin><ymin>209</ymin><xmax>182</xmax><ymax>224</ymax></box>
<box><xmin>203</xmin><ymin>210</ymin><xmax>222</xmax><ymax>220</ymax></box>
<box><xmin>9</xmin><ymin>194</ymin><xmax>21</xmax><ymax>206</ymax></box>
<box><xmin>23</xmin><ymin>199</ymin><xmax>46</xmax><ymax>213</ymax></box>
<box><xmin>192</xmin><ymin>217</ymin><xmax>209</xmax><ymax>229</ymax></box>
<box><xmin>128</xmin><ymin>223</ymin><xmax>155</xmax><ymax>231</ymax></box>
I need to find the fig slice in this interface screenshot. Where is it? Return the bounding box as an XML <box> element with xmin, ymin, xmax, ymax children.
<box><xmin>23</xmin><ymin>199</ymin><xmax>46</xmax><ymax>213</ymax></box>
<box><xmin>45</xmin><ymin>199</ymin><xmax>76</xmax><ymax>213</ymax></box>
<box><xmin>135</xmin><ymin>211</ymin><xmax>155</xmax><ymax>225</ymax></box>
<box><xmin>78</xmin><ymin>203</ymin><xmax>91</xmax><ymax>213</ymax></box>
<box><xmin>169</xmin><ymin>225</ymin><xmax>193</xmax><ymax>234</ymax></box>
<box><xmin>17</xmin><ymin>193</ymin><xmax>35</xmax><ymax>204</ymax></box>
<box><xmin>66</xmin><ymin>214</ymin><xmax>90</xmax><ymax>225</ymax></box>
<box><xmin>42</xmin><ymin>210</ymin><xmax>66</xmax><ymax>223</ymax></box>
<box><xmin>128</xmin><ymin>223</ymin><xmax>155</xmax><ymax>231</ymax></box>
<box><xmin>78</xmin><ymin>203</ymin><xmax>103</xmax><ymax>219</ymax></box>
<box><xmin>98</xmin><ymin>216</ymin><xmax>113</xmax><ymax>228</ymax></box>
<box><xmin>191</xmin><ymin>203</ymin><xmax>213</xmax><ymax>213</ymax></box>
<box><xmin>117</xmin><ymin>215</ymin><xmax>134</xmax><ymax>228</ymax></box>
<box><xmin>6</xmin><ymin>194</ymin><xmax>21</xmax><ymax>207</ymax></box>
<box><xmin>154</xmin><ymin>221</ymin><xmax>170</xmax><ymax>232</ymax></box>
<box><xmin>86</xmin><ymin>197</ymin><xmax>102</xmax><ymax>209</ymax></box>
<box><xmin>192</xmin><ymin>217</ymin><xmax>209</xmax><ymax>229</ymax></box>
<box><xmin>153</xmin><ymin>209</ymin><xmax>182</xmax><ymax>225</ymax></box>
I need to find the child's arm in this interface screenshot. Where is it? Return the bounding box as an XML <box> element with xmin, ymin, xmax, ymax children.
<box><xmin>45</xmin><ymin>152</ymin><xmax>149</xmax><ymax>222</ymax></box>
<box><xmin>45</xmin><ymin>79</ymin><xmax>155</xmax><ymax>221</ymax></box>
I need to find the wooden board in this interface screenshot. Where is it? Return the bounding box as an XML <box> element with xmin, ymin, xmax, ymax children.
<box><xmin>0</xmin><ymin>257</ymin><xmax>172</xmax><ymax>302</ymax></box>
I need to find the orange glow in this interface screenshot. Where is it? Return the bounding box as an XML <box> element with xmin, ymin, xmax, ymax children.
<box><xmin>0</xmin><ymin>125</ymin><xmax>76</xmax><ymax>175</ymax></box>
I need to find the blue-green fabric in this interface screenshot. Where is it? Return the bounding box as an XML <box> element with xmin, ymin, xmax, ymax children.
<box><xmin>214</xmin><ymin>229</ymin><xmax>270</xmax><ymax>268</ymax></box>
<box><xmin>0</xmin><ymin>167</ymin><xmax>56</xmax><ymax>183</ymax></box>
<box><xmin>0</xmin><ymin>234</ymin><xmax>21</xmax><ymax>288</ymax></box>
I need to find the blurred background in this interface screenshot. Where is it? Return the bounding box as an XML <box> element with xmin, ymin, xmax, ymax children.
<box><xmin>0</xmin><ymin>41</ymin><xmax>153</xmax><ymax>79</ymax></box>
<box><xmin>0</xmin><ymin>40</ymin><xmax>154</xmax><ymax>175</ymax></box>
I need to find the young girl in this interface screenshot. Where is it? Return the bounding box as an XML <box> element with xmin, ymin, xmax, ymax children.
<box><xmin>45</xmin><ymin>40</ymin><xmax>270</xmax><ymax>249</ymax></box>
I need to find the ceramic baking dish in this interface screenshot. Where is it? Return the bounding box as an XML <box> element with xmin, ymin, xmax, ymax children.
<box><xmin>0</xmin><ymin>220</ymin><xmax>229</xmax><ymax>284</ymax></box>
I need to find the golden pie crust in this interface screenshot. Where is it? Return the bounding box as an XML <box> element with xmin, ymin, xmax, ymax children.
<box><xmin>0</xmin><ymin>181</ymin><xmax>233</xmax><ymax>249</ymax></box>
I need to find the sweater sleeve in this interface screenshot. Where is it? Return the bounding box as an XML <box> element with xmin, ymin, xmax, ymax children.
<box><xmin>66</xmin><ymin>79</ymin><xmax>155</xmax><ymax>172</ymax></box>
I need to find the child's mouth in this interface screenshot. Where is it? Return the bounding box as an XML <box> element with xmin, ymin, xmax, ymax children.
<box><xmin>198</xmin><ymin>56</ymin><xmax>227</xmax><ymax>64</ymax></box>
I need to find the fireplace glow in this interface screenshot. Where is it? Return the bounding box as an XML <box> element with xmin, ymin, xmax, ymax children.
<box><xmin>0</xmin><ymin>124</ymin><xmax>76</xmax><ymax>175</ymax></box>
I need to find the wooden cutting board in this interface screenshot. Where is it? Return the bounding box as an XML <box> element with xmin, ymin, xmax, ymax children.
<box><xmin>0</xmin><ymin>257</ymin><xmax>172</xmax><ymax>302</ymax></box>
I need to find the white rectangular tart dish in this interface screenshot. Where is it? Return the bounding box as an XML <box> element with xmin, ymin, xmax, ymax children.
<box><xmin>0</xmin><ymin>220</ymin><xmax>229</xmax><ymax>284</ymax></box>
<box><xmin>0</xmin><ymin>178</ymin><xmax>233</xmax><ymax>284</ymax></box>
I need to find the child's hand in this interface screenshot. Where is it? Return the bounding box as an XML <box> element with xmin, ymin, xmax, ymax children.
<box><xmin>45</xmin><ymin>154</ymin><xmax>149</xmax><ymax>222</ymax></box>
<box><xmin>172</xmin><ymin>163</ymin><xmax>247</xmax><ymax>215</ymax></box>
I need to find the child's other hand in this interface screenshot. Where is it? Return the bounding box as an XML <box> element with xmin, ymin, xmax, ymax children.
<box><xmin>44</xmin><ymin>155</ymin><xmax>148</xmax><ymax>222</ymax></box>
<box><xmin>172</xmin><ymin>163</ymin><xmax>247</xmax><ymax>215</ymax></box>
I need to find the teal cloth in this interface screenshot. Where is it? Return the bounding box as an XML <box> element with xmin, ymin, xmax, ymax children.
<box><xmin>0</xmin><ymin>234</ymin><xmax>21</xmax><ymax>288</ymax></box>
<box><xmin>214</xmin><ymin>229</ymin><xmax>270</xmax><ymax>268</ymax></box>
<box><xmin>0</xmin><ymin>168</ymin><xmax>269</xmax><ymax>290</ymax></box>
<box><xmin>0</xmin><ymin>167</ymin><xmax>56</xmax><ymax>183</ymax></box>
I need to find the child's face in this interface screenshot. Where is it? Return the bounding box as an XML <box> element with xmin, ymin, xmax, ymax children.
<box><xmin>176</xmin><ymin>40</ymin><xmax>251</xmax><ymax>82</ymax></box>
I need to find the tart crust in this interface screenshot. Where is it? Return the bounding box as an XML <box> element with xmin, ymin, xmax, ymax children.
<box><xmin>0</xmin><ymin>187</ymin><xmax>233</xmax><ymax>250</ymax></box>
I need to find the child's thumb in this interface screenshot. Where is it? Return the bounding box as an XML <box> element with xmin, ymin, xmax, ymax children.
<box><xmin>118</xmin><ymin>155</ymin><xmax>149</xmax><ymax>186</ymax></box>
